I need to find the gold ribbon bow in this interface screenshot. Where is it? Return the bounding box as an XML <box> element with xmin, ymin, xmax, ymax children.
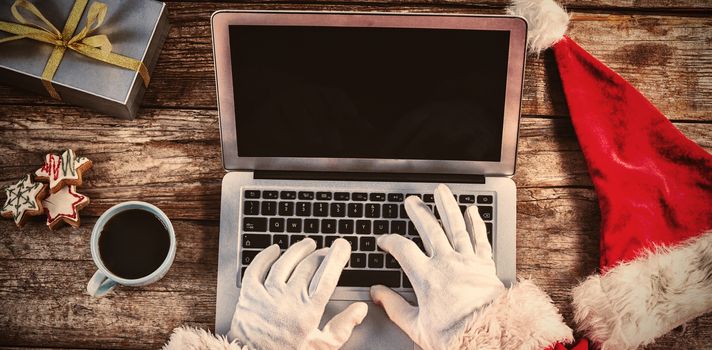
<box><xmin>0</xmin><ymin>0</ymin><xmax>150</xmax><ymax>100</ymax></box>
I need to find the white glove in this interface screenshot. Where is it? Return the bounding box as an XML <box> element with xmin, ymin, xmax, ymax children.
<box><xmin>371</xmin><ymin>184</ymin><xmax>505</xmax><ymax>350</ymax></box>
<box><xmin>229</xmin><ymin>238</ymin><xmax>368</xmax><ymax>350</ymax></box>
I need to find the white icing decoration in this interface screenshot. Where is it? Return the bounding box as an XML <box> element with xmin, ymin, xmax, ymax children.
<box><xmin>35</xmin><ymin>149</ymin><xmax>91</xmax><ymax>190</ymax></box>
<box><xmin>42</xmin><ymin>185</ymin><xmax>88</xmax><ymax>224</ymax></box>
<box><xmin>2</xmin><ymin>174</ymin><xmax>45</xmax><ymax>225</ymax></box>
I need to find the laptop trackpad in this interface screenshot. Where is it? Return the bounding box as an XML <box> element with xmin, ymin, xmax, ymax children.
<box><xmin>320</xmin><ymin>301</ymin><xmax>414</xmax><ymax>350</ymax></box>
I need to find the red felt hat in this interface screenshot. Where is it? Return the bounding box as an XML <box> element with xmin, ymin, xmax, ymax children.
<box><xmin>508</xmin><ymin>1</ymin><xmax>712</xmax><ymax>349</ymax></box>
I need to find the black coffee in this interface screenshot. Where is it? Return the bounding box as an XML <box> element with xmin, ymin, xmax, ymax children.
<box><xmin>99</xmin><ymin>209</ymin><xmax>170</xmax><ymax>280</ymax></box>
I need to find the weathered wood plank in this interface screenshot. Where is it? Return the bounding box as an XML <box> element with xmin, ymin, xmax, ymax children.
<box><xmin>163</xmin><ymin>0</ymin><xmax>712</xmax><ymax>11</ymax></box>
<box><xmin>0</xmin><ymin>263</ymin><xmax>216</xmax><ymax>348</ymax></box>
<box><xmin>2</xmin><ymin>106</ymin><xmax>710</xmax><ymax>221</ymax></box>
<box><xmin>0</xmin><ymin>219</ymin><xmax>219</xmax><ymax>264</ymax></box>
<box><xmin>0</xmin><ymin>188</ymin><xmax>710</xmax><ymax>349</ymax></box>
<box><xmin>1</xmin><ymin>4</ymin><xmax>710</xmax><ymax>120</ymax></box>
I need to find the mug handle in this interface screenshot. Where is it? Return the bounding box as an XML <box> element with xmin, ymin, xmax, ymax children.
<box><xmin>87</xmin><ymin>270</ymin><xmax>117</xmax><ymax>297</ymax></box>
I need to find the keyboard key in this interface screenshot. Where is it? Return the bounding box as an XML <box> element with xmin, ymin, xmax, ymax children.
<box><xmin>459</xmin><ymin>205</ymin><xmax>467</xmax><ymax>214</ymax></box>
<box><xmin>324</xmin><ymin>235</ymin><xmax>338</xmax><ymax>247</ymax></box>
<box><xmin>242</xmin><ymin>234</ymin><xmax>270</xmax><ymax>248</ymax></box>
<box><xmin>350</xmin><ymin>253</ymin><xmax>367</xmax><ymax>268</ymax></box>
<box><xmin>478</xmin><ymin>206</ymin><xmax>493</xmax><ymax>221</ymax></box>
<box><xmin>385</xmin><ymin>254</ymin><xmax>399</xmax><ymax>268</ymax></box>
<box><xmin>360</xmin><ymin>237</ymin><xmax>376</xmax><ymax>251</ymax></box>
<box><xmin>368</xmin><ymin>253</ymin><xmax>384</xmax><ymax>268</ymax></box>
<box><xmin>352</xmin><ymin>192</ymin><xmax>368</xmax><ymax>201</ymax></box>
<box><xmin>477</xmin><ymin>195</ymin><xmax>493</xmax><ymax>204</ymax></box>
<box><xmin>314</xmin><ymin>202</ymin><xmax>329</xmax><ymax>217</ymax></box>
<box><xmin>273</xmin><ymin>235</ymin><xmax>289</xmax><ymax>249</ymax></box>
<box><xmin>280</xmin><ymin>191</ymin><xmax>296</xmax><ymax>200</ymax></box>
<box><xmin>391</xmin><ymin>220</ymin><xmax>406</xmax><ymax>235</ymax></box>
<box><xmin>369</xmin><ymin>193</ymin><xmax>386</xmax><ymax>201</ymax></box>
<box><xmin>423</xmin><ymin>194</ymin><xmax>434</xmax><ymax>203</ymax></box>
<box><xmin>241</xmin><ymin>250</ymin><xmax>260</xmax><ymax>265</ymax></box>
<box><xmin>317</xmin><ymin>192</ymin><xmax>332</xmax><ymax>200</ymax></box>
<box><xmin>304</xmin><ymin>219</ymin><xmax>319</xmax><ymax>233</ymax></box>
<box><xmin>263</xmin><ymin>191</ymin><xmax>278</xmax><ymax>199</ymax></box>
<box><xmin>459</xmin><ymin>195</ymin><xmax>475</xmax><ymax>203</ymax></box>
<box><xmin>240</xmin><ymin>266</ymin><xmax>247</xmax><ymax>278</ymax></box>
<box><xmin>338</xmin><ymin>270</ymin><xmax>400</xmax><ymax>287</ymax></box>
<box><xmin>324</xmin><ymin>235</ymin><xmax>357</xmax><ymax>248</ymax></box>
<box><xmin>356</xmin><ymin>220</ymin><xmax>371</xmax><ymax>234</ymax></box>
<box><xmin>261</xmin><ymin>201</ymin><xmax>277</xmax><ymax>216</ymax></box>
<box><xmin>243</xmin><ymin>217</ymin><xmax>267</xmax><ymax>231</ymax></box>
<box><xmin>330</xmin><ymin>203</ymin><xmax>346</xmax><ymax>217</ymax></box>
<box><xmin>279</xmin><ymin>202</ymin><xmax>294</xmax><ymax>216</ymax></box>
<box><xmin>321</xmin><ymin>219</ymin><xmax>337</xmax><ymax>233</ymax></box>
<box><xmin>243</xmin><ymin>201</ymin><xmax>259</xmax><ymax>215</ymax></box>
<box><xmin>373</xmin><ymin>220</ymin><xmax>388</xmax><ymax>234</ymax></box>
<box><xmin>286</xmin><ymin>218</ymin><xmax>302</xmax><ymax>233</ymax></box>
<box><xmin>406</xmin><ymin>193</ymin><xmax>421</xmax><ymax>199</ymax></box>
<box><xmin>485</xmin><ymin>223</ymin><xmax>493</xmax><ymax>243</ymax></box>
<box><xmin>245</xmin><ymin>190</ymin><xmax>260</xmax><ymax>199</ymax></box>
<box><xmin>348</xmin><ymin>203</ymin><xmax>363</xmax><ymax>218</ymax></box>
<box><xmin>382</xmin><ymin>204</ymin><xmax>398</xmax><ymax>218</ymax></box>
<box><xmin>400</xmin><ymin>204</ymin><xmax>408</xmax><ymax>218</ymax></box>
<box><xmin>342</xmin><ymin>236</ymin><xmax>358</xmax><ymax>248</ymax></box>
<box><xmin>403</xmin><ymin>274</ymin><xmax>412</xmax><ymax>288</ymax></box>
<box><xmin>365</xmin><ymin>203</ymin><xmax>380</xmax><ymax>218</ymax></box>
<box><xmin>338</xmin><ymin>219</ymin><xmax>354</xmax><ymax>234</ymax></box>
<box><xmin>309</xmin><ymin>235</ymin><xmax>324</xmax><ymax>249</ymax></box>
<box><xmin>298</xmin><ymin>191</ymin><xmax>314</xmax><ymax>200</ymax></box>
<box><xmin>296</xmin><ymin>202</ymin><xmax>311</xmax><ymax>216</ymax></box>
<box><xmin>387</xmin><ymin>193</ymin><xmax>404</xmax><ymax>202</ymax></box>
<box><xmin>269</xmin><ymin>218</ymin><xmax>285</xmax><ymax>233</ymax></box>
<box><xmin>408</xmin><ymin>222</ymin><xmax>418</xmax><ymax>235</ymax></box>
<box><xmin>334</xmin><ymin>192</ymin><xmax>350</xmax><ymax>200</ymax></box>
<box><xmin>290</xmin><ymin>235</ymin><xmax>306</xmax><ymax>245</ymax></box>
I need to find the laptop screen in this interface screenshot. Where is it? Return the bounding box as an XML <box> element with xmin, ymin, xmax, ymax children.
<box><xmin>229</xmin><ymin>25</ymin><xmax>510</xmax><ymax>162</ymax></box>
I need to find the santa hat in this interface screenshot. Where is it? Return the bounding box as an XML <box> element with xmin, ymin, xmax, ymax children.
<box><xmin>508</xmin><ymin>1</ymin><xmax>712</xmax><ymax>349</ymax></box>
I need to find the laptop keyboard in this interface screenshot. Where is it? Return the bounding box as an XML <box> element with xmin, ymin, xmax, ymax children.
<box><xmin>239</xmin><ymin>188</ymin><xmax>495</xmax><ymax>289</ymax></box>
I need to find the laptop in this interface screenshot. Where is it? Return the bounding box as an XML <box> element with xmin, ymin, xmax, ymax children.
<box><xmin>211</xmin><ymin>11</ymin><xmax>526</xmax><ymax>349</ymax></box>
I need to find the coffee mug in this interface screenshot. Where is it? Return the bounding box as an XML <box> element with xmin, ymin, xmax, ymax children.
<box><xmin>87</xmin><ymin>201</ymin><xmax>176</xmax><ymax>297</ymax></box>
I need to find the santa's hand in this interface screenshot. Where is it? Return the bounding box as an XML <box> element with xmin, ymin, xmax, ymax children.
<box><xmin>371</xmin><ymin>184</ymin><xmax>505</xmax><ymax>350</ymax></box>
<box><xmin>229</xmin><ymin>238</ymin><xmax>368</xmax><ymax>350</ymax></box>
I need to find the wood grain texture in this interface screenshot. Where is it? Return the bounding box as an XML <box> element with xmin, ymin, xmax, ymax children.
<box><xmin>0</xmin><ymin>3</ymin><xmax>710</xmax><ymax>120</ymax></box>
<box><xmin>1</xmin><ymin>0</ymin><xmax>711</xmax><ymax>348</ymax></box>
<box><xmin>0</xmin><ymin>189</ymin><xmax>710</xmax><ymax>349</ymax></box>
<box><xmin>163</xmin><ymin>0</ymin><xmax>712</xmax><ymax>11</ymax></box>
<box><xmin>2</xmin><ymin>106</ymin><xmax>709</xmax><ymax>221</ymax></box>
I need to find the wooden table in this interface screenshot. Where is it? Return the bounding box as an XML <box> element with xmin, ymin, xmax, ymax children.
<box><xmin>1</xmin><ymin>1</ymin><xmax>710</xmax><ymax>348</ymax></box>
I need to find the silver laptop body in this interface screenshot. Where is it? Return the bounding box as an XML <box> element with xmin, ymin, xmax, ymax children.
<box><xmin>211</xmin><ymin>11</ymin><xmax>527</xmax><ymax>349</ymax></box>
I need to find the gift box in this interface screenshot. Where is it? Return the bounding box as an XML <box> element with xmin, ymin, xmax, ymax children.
<box><xmin>0</xmin><ymin>0</ymin><xmax>169</xmax><ymax>119</ymax></box>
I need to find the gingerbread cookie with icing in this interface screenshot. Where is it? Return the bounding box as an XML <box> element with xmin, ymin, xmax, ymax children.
<box><xmin>35</xmin><ymin>149</ymin><xmax>92</xmax><ymax>193</ymax></box>
<box><xmin>2</xmin><ymin>174</ymin><xmax>48</xmax><ymax>227</ymax></box>
<box><xmin>42</xmin><ymin>185</ymin><xmax>90</xmax><ymax>230</ymax></box>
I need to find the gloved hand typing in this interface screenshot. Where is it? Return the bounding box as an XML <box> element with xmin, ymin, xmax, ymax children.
<box><xmin>229</xmin><ymin>238</ymin><xmax>368</xmax><ymax>350</ymax></box>
<box><xmin>371</xmin><ymin>184</ymin><xmax>506</xmax><ymax>350</ymax></box>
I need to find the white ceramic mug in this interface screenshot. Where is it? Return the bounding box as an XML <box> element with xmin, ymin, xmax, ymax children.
<box><xmin>87</xmin><ymin>201</ymin><xmax>176</xmax><ymax>297</ymax></box>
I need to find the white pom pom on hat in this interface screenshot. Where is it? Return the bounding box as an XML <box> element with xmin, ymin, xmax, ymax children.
<box><xmin>507</xmin><ymin>0</ymin><xmax>569</xmax><ymax>54</ymax></box>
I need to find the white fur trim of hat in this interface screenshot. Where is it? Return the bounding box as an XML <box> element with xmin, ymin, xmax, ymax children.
<box><xmin>572</xmin><ymin>231</ymin><xmax>712</xmax><ymax>350</ymax></box>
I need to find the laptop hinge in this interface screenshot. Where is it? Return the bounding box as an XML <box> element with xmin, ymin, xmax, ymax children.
<box><xmin>254</xmin><ymin>171</ymin><xmax>486</xmax><ymax>184</ymax></box>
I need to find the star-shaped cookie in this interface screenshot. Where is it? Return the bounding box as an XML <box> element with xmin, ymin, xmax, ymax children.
<box><xmin>2</xmin><ymin>174</ymin><xmax>48</xmax><ymax>227</ymax></box>
<box><xmin>35</xmin><ymin>149</ymin><xmax>93</xmax><ymax>193</ymax></box>
<box><xmin>42</xmin><ymin>185</ymin><xmax>90</xmax><ymax>230</ymax></box>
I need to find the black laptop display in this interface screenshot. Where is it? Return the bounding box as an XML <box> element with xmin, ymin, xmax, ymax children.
<box><xmin>229</xmin><ymin>25</ymin><xmax>510</xmax><ymax>162</ymax></box>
